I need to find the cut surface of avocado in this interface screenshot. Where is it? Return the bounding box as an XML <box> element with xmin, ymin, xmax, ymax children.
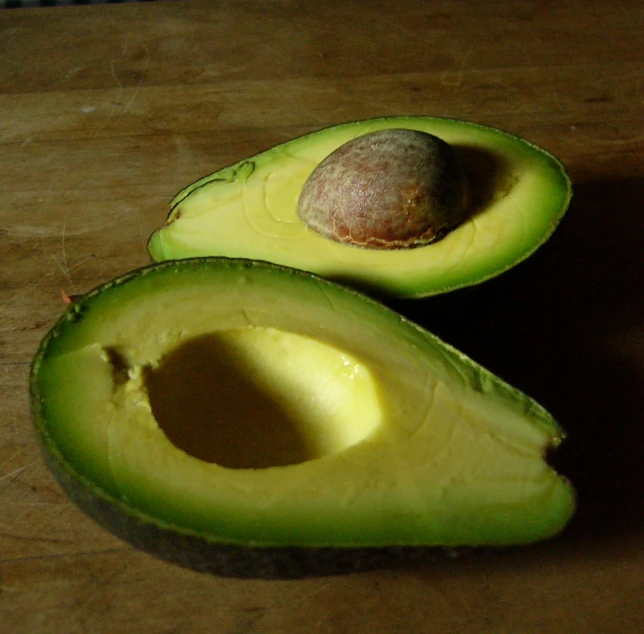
<box><xmin>148</xmin><ymin>117</ymin><xmax>572</xmax><ymax>298</ymax></box>
<box><xmin>31</xmin><ymin>258</ymin><xmax>574</xmax><ymax>574</ymax></box>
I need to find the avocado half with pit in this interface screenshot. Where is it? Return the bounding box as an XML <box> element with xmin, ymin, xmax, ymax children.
<box><xmin>31</xmin><ymin>258</ymin><xmax>575</xmax><ymax>577</ymax></box>
<box><xmin>147</xmin><ymin>117</ymin><xmax>572</xmax><ymax>298</ymax></box>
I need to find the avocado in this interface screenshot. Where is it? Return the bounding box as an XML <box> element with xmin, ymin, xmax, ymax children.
<box><xmin>31</xmin><ymin>258</ymin><xmax>575</xmax><ymax>577</ymax></box>
<box><xmin>147</xmin><ymin>117</ymin><xmax>571</xmax><ymax>298</ymax></box>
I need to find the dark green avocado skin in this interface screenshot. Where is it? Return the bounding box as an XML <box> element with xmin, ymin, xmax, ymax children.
<box><xmin>41</xmin><ymin>445</ymin><xmax>481</xmax><ymax>578</ymax></box>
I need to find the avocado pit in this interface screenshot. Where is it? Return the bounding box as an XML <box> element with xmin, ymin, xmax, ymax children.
<box><xmin>297</xmin><ymin>129</ymin><xmax>470</xmax><ymax>249</ymax></box>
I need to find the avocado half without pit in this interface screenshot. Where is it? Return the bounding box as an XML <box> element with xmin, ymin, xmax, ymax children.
<box><xmin>31</xmin><ymin>258</ymin><xmax>575</xmax><ymax>578</ymax></box>
<box><xmin>147</xmin><ymin>117</ymin><xmax>572</xmax><ymax>298</ymax></box>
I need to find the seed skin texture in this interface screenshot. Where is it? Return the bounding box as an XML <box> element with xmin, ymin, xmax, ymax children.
<box><xmin>297</xmin><ymin>129</ymin><xmax>470</xmax><ymax>250</ymax></box>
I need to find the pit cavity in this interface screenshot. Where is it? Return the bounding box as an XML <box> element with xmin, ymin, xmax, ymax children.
<box><xmin>145</xmin><ymin>327</ymin><xmax>382</xmax><ymax>469</ymax></box>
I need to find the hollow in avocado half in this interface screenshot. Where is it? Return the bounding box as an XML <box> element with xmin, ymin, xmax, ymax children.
<box><xmin>147</xmin><ymin>117</ymin><xmax>572</xmax><ymax>298</ymax></box>
<box><xmin>31</xmin><ymin>258</ymin><xmax>575</xmax><ymax>577</ymax></box>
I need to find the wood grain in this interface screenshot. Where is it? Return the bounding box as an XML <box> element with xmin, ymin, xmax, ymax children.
<box><xmin>1</xmin><ymin>1</ymin><xmax>643</xmax><ymax>632</ymax></box>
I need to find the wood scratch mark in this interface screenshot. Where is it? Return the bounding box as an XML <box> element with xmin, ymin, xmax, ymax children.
<box><xmin>2</xmin><ymin>502</ymin><xmax>72</xmax><ymax>537</ymax></box>
<box><xmin>102</xmin><ymin>36</ymin><xmax>130</xmax><ymax>131</ymax></box>
<box><xmin>0</xmin><ymin>547</ymin><xmax>131</xmax><ymax>566</ymax></box>
<box><xmin>441</xmin><ymin>50</ymin><xmax>472</xmax><ymax>87</ymax></box>
<box><xmin>0</xmin><ymin>459</ymin><xmax>37</xmax><ymax>498</ymax></box>
<box><xmin>5</xmin><ymin>500</ymin><xmax>64</xmax><ymax>508</ymax></box>
<box><xmin>57</xmin><ymin>207</ymin><xmax>74</xmax><ymax>291</ymax></box>
<box><xmin>2</xmin><ymin>251</ymin><xmax>99</xmax><ymax>319</ymax></box>
<box><xmin>122</xmin><ymin>41</ymin><xmax>151</xmax><ymax>114</ymax></box>
<box><xmin>0</xmin><ymin>361</ymin><xmax>30</xmax><ymax>368</ymax></box>
<box><xmin>0</xmin><ymin>464</ymin><xmax>29</xmax><ymax>484</ymax></box>
<box><xmin>0</xmin><ymin>446</ymin><xmax>36</xmax><ymax>473</ymax></box>
<box><xmin>292</xmin><ymin>579</ymin><xmax>332</xmax><ymax>605</ymax></box>
<box><xmin>95</xmin><ymin>36</ymin><xmax>151</xmax><ymax>137</ymax></box>
<box><xmin>67</xmin><ymin>556</ymin><xmax>132</xmax><ymax>628</ymax></box>
<box><xmin>0</xmin><ymin>292</ymin><xmax>20</xmax><ymax>317</ymax></box>
<box><xmin>50</xmin><ymin>254</ymin><xmax>74</xmax><ymax>290</ymax></box>
<box><xmin>69</xmin><ymin>585</ymin><xmax>105</xmax><ymax>627</ymax></box>
<box><xmin>0</xmin><ymin>529</ymin><xmax>76</xmax><ymax>545</ymax></box>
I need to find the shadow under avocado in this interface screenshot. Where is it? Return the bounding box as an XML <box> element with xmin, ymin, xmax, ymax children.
<box><xmin>389</xmin><ymin>177</ymin><xmax>644</xmax><ymax>542</ymax></box>
<box><xmin>454</xmin><ymin>144</ymin><xmax>516</xmax><ymax>218</ymax></box>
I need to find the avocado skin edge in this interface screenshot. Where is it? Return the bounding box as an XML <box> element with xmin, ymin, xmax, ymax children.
<box><xmin>39</xmin><ymin>441</ymin><xmax>488</xmax><ymax>578</ymax></box>
<box><xmin>29</xmin><ymin>258</ymin><xmax>574</xmax><ymax>578</ymax></box>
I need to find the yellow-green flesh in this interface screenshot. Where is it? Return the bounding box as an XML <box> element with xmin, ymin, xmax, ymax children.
<box><xmin>33</xmin><ymin>260</ymin><xmax>574</xmax><ymax>547</ymax></box>
<box><xmin>148</xmin><ymin>117</ymin><xmax>571</xmax><ymax>297</ymax></box>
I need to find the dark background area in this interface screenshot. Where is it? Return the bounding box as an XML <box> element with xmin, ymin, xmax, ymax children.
<box><xmin>391</xmin><ymin>176</ymin><xmax>644</xmax><ymax>543</ymax></box>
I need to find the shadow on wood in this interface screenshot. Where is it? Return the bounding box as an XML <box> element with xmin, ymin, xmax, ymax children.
<box><xmin>389</xmin><ymin>177</ymin><xmax>644</xmax><ymax>542</ymax></box>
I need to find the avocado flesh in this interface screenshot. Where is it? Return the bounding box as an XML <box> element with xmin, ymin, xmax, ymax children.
<box><xmin>32</xmin><ymin>259</ymin><xmax>574</xmax><ymax>557</ymax></box>
<box><xmin>147</xmin><ymin>117</ymin><xmax>572</xmax><ymax>298</ymax></box>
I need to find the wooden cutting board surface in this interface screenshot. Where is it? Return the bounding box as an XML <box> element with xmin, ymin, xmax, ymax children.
<box><xmin>1</xmin><ymin>1</ymin><xmax>642</xmax><ymax>632</ymax></box>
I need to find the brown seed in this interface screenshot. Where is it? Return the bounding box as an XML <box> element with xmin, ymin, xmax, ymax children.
<box><xmin>297</xmin><ymin>129</ymin><xmax>470</xmax><ymax>249</ymax></box>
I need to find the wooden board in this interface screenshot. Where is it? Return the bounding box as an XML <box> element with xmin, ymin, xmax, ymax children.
<box><xmin>1</xmin><ymin>1</ymin><xmax>642</xmax><ymax>632</ymax></box>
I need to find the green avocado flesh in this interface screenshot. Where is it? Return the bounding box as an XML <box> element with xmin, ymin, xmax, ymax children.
<box><xmin>147</xmin><ymin>117</ymin><xmax>572</xmax><ymax>298</ymax></box>
<box><xmin>31</xmin><ymin>258</ymin><xmax>574</xmax><ymax>572</ymax></box>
